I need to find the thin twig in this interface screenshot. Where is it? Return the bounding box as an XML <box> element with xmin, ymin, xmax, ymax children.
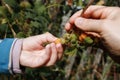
<box><xmin>1</xmin><ymin>0</ymin><xmax>13</xmax><ymax>14</ymax></box>
<box><xmin>8</xmin><ymin>22</ymin><xmax>16</xmax><ymax>38</ymax></box>
<box><xmin>81</xmin><ymin>0</ymin><xmax>94</xmax><ymax>16</ymax></box>
<box><xmin>73</xmin><ymin>0</ymin><xmax>94</xmax><ymax>34</ymax></box>
<box><xmin>4</xmin><ymin>26</ymin><xmax>8</xmax><ymax>38</ymax></box>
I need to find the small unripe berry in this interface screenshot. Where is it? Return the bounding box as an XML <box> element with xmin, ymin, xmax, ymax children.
<box><xmin>20</xmin><ymin>1</ymin><xmax>31</xmax><ymax>9</ymax></box>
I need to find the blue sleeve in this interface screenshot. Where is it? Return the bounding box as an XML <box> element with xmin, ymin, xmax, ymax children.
<box><xmin>0</xmin><ymin>38</ymin><xmax>15</xmax><ymax>74</ymax></box>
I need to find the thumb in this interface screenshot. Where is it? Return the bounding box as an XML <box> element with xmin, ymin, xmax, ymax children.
<box><xmin>74</xmin><ymin>17</ymin><xmax>104</xmax><ymax>33</ymax></box>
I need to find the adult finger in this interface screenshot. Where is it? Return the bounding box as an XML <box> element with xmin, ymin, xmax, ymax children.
<box><xmin>84</xmin><ymin>5</ymin><xmax>120</xmax><ymax>19</ymax></box>
<box><xmin>56</xmin><ymin>43</ymin><xmax>63</xmax><ymax>60</ymax></box>
<box><xmin>74</xmin><ymin>17</ymin><xmax>104</xmax><ymax>33</ymax></box>
<box><xmin>69</xmin><ymin>10</ymin><xmax>83</xmax><ymax>24</ymax></box>
<box><xmin>66</xmin><ymin>6</ymin><xmax>105</xmax><ymax>31</ymax></box>
<box><xmin>65</xmin><ymin>22</ymin><xmax>73</xmax><ymax>31</ymax></box>
<box><xmin>35</xmin><ymin>32</ymin><xmax>57</xmax><ymax>44</ymax></box>
<box><xmin>69</xmin><ymin>5</ymin><xmax>105</xmax><ymax>24</ymax></box>
<box><xmin>45</xmin><ymin>43</ymin><xmax>58</xmax><ymax>66</ymax></box>
<box><xmin>34</xmin><ymin>44</ymin><xmax>51</xmax><ymax>67</ymax></box>
<box><xmin>20</xmin><ymin>44</ymin><xmax>51</xmax><ymax>68</ymax></box>
<box><xmin>83</xmin><ymin>5</ymin><xmax>106</xmax><ymax>19</ymax></box>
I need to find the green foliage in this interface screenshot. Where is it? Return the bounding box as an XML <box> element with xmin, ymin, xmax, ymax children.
<box><xmin>84</xmin><ymin>37</ymin><xmax>93</xmax><ymax>44</ymax></box>
<box><xmin>0</xmin><ymin>0</ymin><xmax>63</xmax><ymax>38</ymax></box>
<box><xmin>0</xmin><ymin>0</ymin><xmax>120</xmax><ymax>80</ymax></box>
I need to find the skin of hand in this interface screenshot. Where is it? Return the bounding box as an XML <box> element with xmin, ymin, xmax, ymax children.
<box><xmin>65</xmin><ymin>5</ymin><xmax>120</xmax><ymax>63</ymax></box>
<box><xmin>20</xmin><ymin>32</ymin><xmax>63</xmax><ymax>68</ymax></box>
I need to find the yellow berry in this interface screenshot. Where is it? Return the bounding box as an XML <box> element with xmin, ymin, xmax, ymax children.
<box><xmin>54</xmin><ymin>38</ymin><xmax>61</xmax><ymax>44</ymax></box>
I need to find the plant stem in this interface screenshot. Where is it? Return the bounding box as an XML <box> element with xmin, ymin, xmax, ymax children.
<box><xmin>81</xmin><ymin>0</ymin><xmax>94</xmax><ymax>16</ymax></box>
<box><xmin>1</xmin><ymin>0</ymin><xmax>13</xmax><ymax>14</ymax></box>
<box><xmin>8</xmin><ymin>22</ymin><xmax>16</xmax><ymax>38</ymax></box>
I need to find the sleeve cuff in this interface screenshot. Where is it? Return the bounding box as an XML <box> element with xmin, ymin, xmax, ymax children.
<box><xmin>11</xmin><ymin>39</ymin><xmax>24</xmax><ymax>74</ymax></box>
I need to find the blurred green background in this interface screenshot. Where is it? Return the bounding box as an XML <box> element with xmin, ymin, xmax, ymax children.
<box><xmin>0</xmin><ymin>0</ymin><xmax>120</xmax><ymax>80</ymax></box>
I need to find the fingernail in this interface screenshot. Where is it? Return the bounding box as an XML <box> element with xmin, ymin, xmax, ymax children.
<box><xmin>56</xmin><ymin>43</ymin><xmax>61</xmax><ymax>48</ymax></box>
<box><xmin>51</xmin><ymin>43</ymin><xmax>55</xmax><ymax>47</ymax></box>
<box><xmin>46</xmin><ymin>44</ymin><xmax>50</xmax><ymax>48</ymax></box>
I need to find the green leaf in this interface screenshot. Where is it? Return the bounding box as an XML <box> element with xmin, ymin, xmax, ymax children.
<box><xmin>102</xmin><ymin>57</ymin><xmax>114</xmax><ymax>79</ymax></box>
<box><xmin>65</xmin><ymin>48</ymin><xmax>77</xmax><ymax>56</ymax></box>
<box><xmin>84</xmin><ymin>37</ymin><xmax>93</xmax><ymax>44</ymax></box>
<box><xmin>34</xmin><ymin>0</ymin><xmax>46</xmax><ymax>14</ymax></box>
<box><xmin>70</xmin><ymin>33</ymin><xmax>78</xmax><ymax>42</ymax></box>
<box><xmin>30</xmin><ymin>21</ymin><xmax>40</xmax><ymax>28</ymax></box>
<box><xmin>20</xmin><ymin>1</ymin><xmax>32</xmax><ymax>9</ymax></box>
<box><xmin>0</xmin><ymin>24</ymin><xmax>8</xmax><ymax>32</ymax></box>
<box><xmin>1</xmin><ymin>18</ymin><xmax>8</xmax><ymax>24</ymax></box>
<box><xmin>0</xmin><ymin>6</ymin><xmax>7</xmax><ymax>17</ymax></box>
<box><xmin>4</xmin><ymin>0</ymin><xmax>17</xmax><ymax>7</ymax></box>
<box><xmin>35</xmin><ymin>5</ymin><xmax>46</xmax><ymax>14</ymax></box>
<box><xmin>16</xmin><ymin>32</ymin><xmax>26</xmax><ymax>38</ymax></box>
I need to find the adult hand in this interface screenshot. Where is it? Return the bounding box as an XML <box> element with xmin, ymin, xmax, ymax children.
<box><xmin>65</xmin><ymin>5</ymin><xmax>120</xmax><ymax>63</ymax></box>
<box><xmin>20</xmin><ymin>32</ymin><xmax>63</xmax><ymax>68</ymax></box>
